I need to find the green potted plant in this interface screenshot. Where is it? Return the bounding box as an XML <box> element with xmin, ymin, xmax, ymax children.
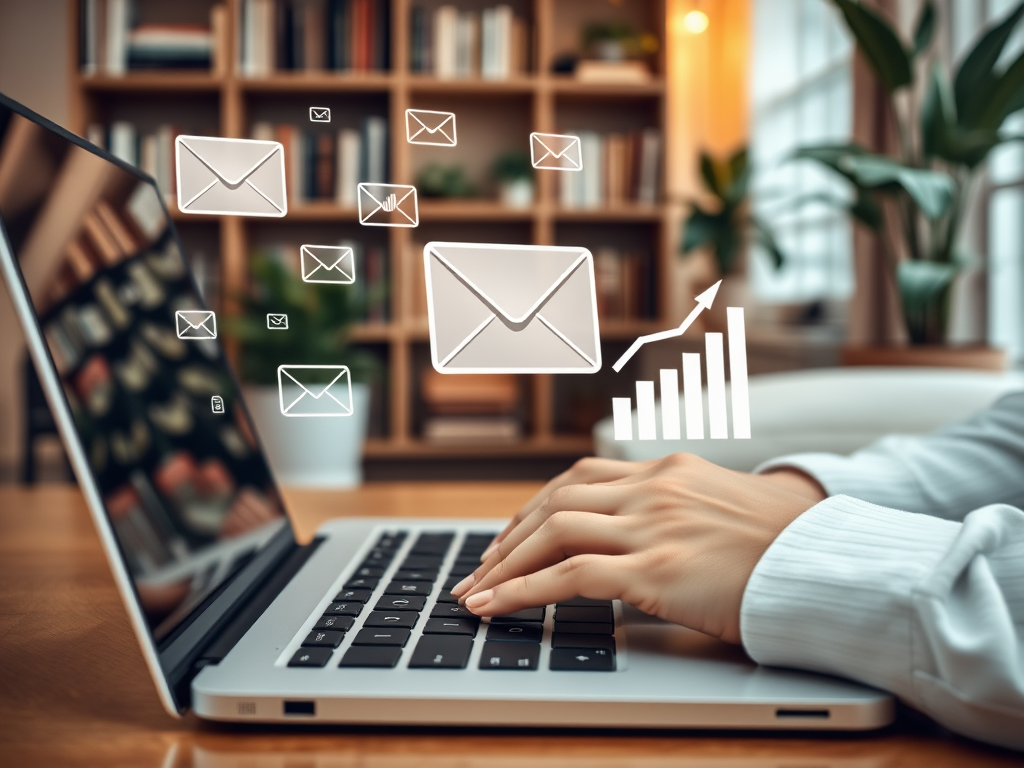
<box><xmin>226</xmin><ymin>253</ymin><xmax>378</xmax><ymax>487</ymax></box>
<box><xmin>491</xmin><ymin>150</ymin><xmax>534</xmax><ymax>208</ymax></box>
<box><xmin>793</xmin><ymin>0</ymin><xmax>1024</xmax><ymax>365</ymax></box>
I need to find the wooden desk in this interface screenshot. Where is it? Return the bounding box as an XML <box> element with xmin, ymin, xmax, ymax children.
<box><xmin>0</xmin><ymin>484</ymin><xmax>1019</xmax><ymax>767</ymax></box>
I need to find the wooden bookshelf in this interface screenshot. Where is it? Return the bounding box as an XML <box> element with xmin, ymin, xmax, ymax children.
<box><xmin>67</xmin><ymin>0</ymin><xmax>670</xmax><ymax>473</ymax></box>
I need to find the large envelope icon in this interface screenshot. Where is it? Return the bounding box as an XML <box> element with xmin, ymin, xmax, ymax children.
<box><xmin>175</xmin><ymin>135</ymin><xmax>288</xmax><ymax>217</ymax></box>
<box><xmin>175</xmin><ymin>310</ymin><xmax>217</xmax><ymax>340</ymax></box>
<box><xmin>424</xmin><ymin>242</ymin><xmax>602</xmax><ymax>374</ymax></box>
<box><xmin>406</xmin><ymin>108</ymin><xmax>457</xmax><ymax>146</ymax></box>
<box><xmin>530</xmin><ymin>132</ymin><xmax>583</xmax><ymax>172</ymax></box>
<box><xmin>277</xmin><ymin>365</ymin><xmax>353</xmax><ymax>417</ymax></box>
<box><xmin>301</xmin><ymin>244</ymin><xmax>356</xmax><ymax>284</ymax></box>
<box><xmin>358</xmin><ymin>183</ymin><xmax>419</xmax><ymax>227</ymax></box>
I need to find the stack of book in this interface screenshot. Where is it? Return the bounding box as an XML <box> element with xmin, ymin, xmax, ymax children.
<box><xmin>558</xmin><ymin>129</ymin><xmax>662</xmax><ymax>208</ymax></box>
<box><xmin>238</xmin><ymin>0</ymin><xmax>390</xmax><ymax>76</ymax></box>
<box><xmin>86</xmin><ymin>122</ymin><xmax>191</xmax><ymax>202</ymax></box>
<box><xmin>410</xmin><ymin>4</ymin><xmax>529</xmax><ymax>79</ymax></box>
<box><xmin>251</xmin><ymin>118</ymin><xmax>388</xmax><ymax>207</ymax></box>
<box><xmin>79</xmin><ymin>0</ymin><xmax>226</xmax><ymax>75</ymax></box>
<box><xmin>421</xmin><ymin>370</ymin><xmax>521</xmax><ymax>444</ymax></box>
<box><xmin>593</xmin><ymin>247</ymin><xmax>657</xmax><ymax>321</ymax></box>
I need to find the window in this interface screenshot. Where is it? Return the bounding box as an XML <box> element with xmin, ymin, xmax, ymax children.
<box><xmin>748</xmin><ymin>0</ymin><xmax>854</xmax><ymax>305</ymax></box>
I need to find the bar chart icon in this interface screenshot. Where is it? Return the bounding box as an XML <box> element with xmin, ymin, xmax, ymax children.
<box><xmin>613</xmin><ymin>307</ymin><xmax>750</xmax><ymax>441</ymax></box>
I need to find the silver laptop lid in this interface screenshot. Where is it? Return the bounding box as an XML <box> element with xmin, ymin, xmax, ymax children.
<box><xmin>0</xmin><ymin>92</ymin><xmax>296</xmax><ymax>716</ymax></box>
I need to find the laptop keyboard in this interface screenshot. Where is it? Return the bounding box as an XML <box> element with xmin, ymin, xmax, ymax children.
<box><xmin>286</xmin><ymin>530</ymin><xmax>617</xmax><ymax>672</ymax></box>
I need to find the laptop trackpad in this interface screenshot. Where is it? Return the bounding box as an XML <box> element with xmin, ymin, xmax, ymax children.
<box><xmin>620</xmin><ymin>603</ymin><xmax>752</xmax><ymax>664</ymax></box>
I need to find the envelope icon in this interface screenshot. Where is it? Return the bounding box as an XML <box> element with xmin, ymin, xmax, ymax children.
<box><xmin>309</xmin><ymin>106</ymin><xmax>331</xmax><ymax>123</ymax></box>
<box><xmin>358</xmin><ymin>183</ymin><xmax>419</xmax><ymax>227</ymax></box>
<box><xmin>424</xmin><ymin>242</ymin><xmax>601</xmax><ymax>373</ymax></box>
<box><xmin>300</xmin><ymin>245</ymin><xmax>356</xmax><ymax>284</ymax></box>
<box><xmin>530</xmin><ymin>132</ymin><xmax>583</xmax><ymax>172</ymax></box>
<box><xmin>267</xmin><ymin>313</ymin><xmax>288</xmax><ymax>329</ymax></box>
<box><xmin>405</xmin><ymin>108</ymin><xmax>457</xmax><ymax>146</ymax></box>
<box><xmin>175</xmin><ymin>135</ymin><xmax>287</xmax><ymax>217</ymax></box>
<box><xmin>175</xmin><ymin>310</ymin><xmax>217</xmax><ymax>340</ymax></box>
<box><xmin>277</xmin><ymin>365</ymin><xmax>353</xmax><ymax>417</ymax></box>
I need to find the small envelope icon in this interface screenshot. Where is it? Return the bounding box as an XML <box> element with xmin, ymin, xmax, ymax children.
<box><xmin>309</xmin><ymin>106</ymin><xmax>331</xmax><ymax>122</ymax></box>
<box><xmin>267</xmin><ymin>313</ymin><xmax>288</xmax><ymax>329</ymax></box>
<box><xmin>277</xmin><ymin>365</ymin><xmax>353</xmax><ymax>418</ymax></box>
<box><xmin>300</xmin><ymin>245</ymin><xmax>356</xmax><ymax>284</ymax></box>
<box><xmin>406</xmin><ymin>108</ymin><xmax>457</xmax><ymax>146</ymax></box>
<box><xmin>424</xmin><ymin>242</ymin><xmax>601</xmax><ymax>374</ymax></box>
<box><xmin>358</xmin><ymin>183</ymin><xmax>419</xmax><ymax>227</ymax></box>
<box><xmin>175</xmin><ymin>310</ymin><xmax>217</xmax><ymax>340</ymax></box>
<box><xmin>530</xmin><ymin>132</ymin><xmax>583</xmax><ymax>172</ymax></box>
<box><xmin>175</xmin><ymin>135</ymin><xmax>287</xmax><ymax>217</ymax></box>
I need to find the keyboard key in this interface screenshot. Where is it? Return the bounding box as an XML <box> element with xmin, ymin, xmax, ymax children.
<box><xmin>553</xmin><ymin>621</ymin><xmax>613</xmax><ymax>635</ymax></box>
<box><xmin>490</xmin><ymin>607</ymin><xmax>545</xmax><ymax>623</ymax></box>
<box><xmin>486</xmin><ymin>623</ymin><xmax>543</xmax><ymax>643</ymax></box>
<box><xmin>362</xmin><ymin>548</ymin><xmax>394</xmax><ymax>564</ymax></box>
<box><xmin>384</xmin><ymin>581</ymin><xmax>433</xmax><ymax>596</ymax></box>
<box><xmin>352</xmin><ymin>628</ymin><xmax>411</xmax><ymax>646</ymax></box>
<box><xmin>401</xmin><ymin>555</ymin><xmax>444</xmax><ymax>571</ymax></box>
<box><xmin>423</xmin><ymin>617</ymin><xmax>479</xmax><ymax>636</ymax></box>
<box><xmin>376</xmin><ymin>533</ymin><xmax>407</xmax><ymax>550</ymax></box>
<box><xmin>314</xmin><ymin>615</ymin><xmax>355</xmax><ymax>631</ymax></box>
<box><xmin>352</xmin><ymin>566</ymin><xmax>384</xmax><ymax>579</ymax></box>
<box><xmin>557</xmin><ymin>597</ymin><xmax>612</xmax><ymax>608</ymax></box>
<box><xmin>430</xmin><ymin>603</ymin><xmax>478</xmax><ymax>619</ymax></box>
<box><xmin>409</xmin><ymin>533</ymin><xmax>455</xmax><ymax>554</ymax></box>
<box><xmin>364</xmin><ymin>610</ymin><xmax>419</xmax><ymax>628</ymax></box>
<box><xmin>288</xmin><ymin>647</ymin><xmax>333</xmax><ymax>667</ymax></box>
<box><xmin>408</xmin><ymin>635</ymin><xmax>473</xmax><ymax>668</ymax></box>
<box><xmin>344</xmin><ymin>576</ymin><xmax>379</xmax><ymax>590</ymax></box>
<box><xmin>554</xmin><ymin>605</ymin><xmax>612</xmax><ymax>623</ymax></box>
<box><xmin>550</xmin><ymin>647</ymin><xmax>615</xmax><ymax>671</ymax></box>
<box><xmin>324</xmin><ymin>602</ymin><xmax>362</xmax><ymax>617</ymax></box>
<box><xmin>435</xmin><ymin>588</ymin><xmax>458</xmax><ymax>604</ymax></box>
<box><xmin>454</xmin><ymin>556</ymin><xmax>483</xmax><ymax>566</ymax></box>
<box><xmin>463</xmin><ymin>533</ymin><xmax>497</xmax><ymax>549</ymax></box>
<box><xmin>374</xmin><ymin>596</ymin><xmax>426</xmax><ymax>612</ymax></box>
<box><xmin>302</xmin><ymin>629</ymin><xmax>344</xmax><ymax>648</ymax></box>
<box><xmin>551</xmin><ymin>633</ymin><xmax>616</xmax><ymax>652</ymax></box>
<box><xmin>393</xmin><ymin>569</ymin><xmax>437</xmax><ymax>582</ymax></box>
<box><xmin>479</xmin><ymin>641</ymin><xmax>539</xmax><ymax>670</ymax></box>
<box><xmin>443</xmin><ymin>575</ymin><xmax>463</xmax><ymax>590</ymax></box>
<box><xmin>332</xmin><ymin>588</ymin><xmax>372</xmax><ymax>604</ymax></box>
<box><xmin>339</xmin><ymin>646</ymin><xmax>403</xmax><ymax>668</ymax></box>
<box><xmin>446</xmin><ymin>563</ymin><xmax>476</xmax><ymax>577</ymax></box>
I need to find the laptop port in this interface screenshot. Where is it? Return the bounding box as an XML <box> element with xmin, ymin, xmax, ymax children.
<box><xmin>775</xmin><ymin>708</ymin><xmax>830</xmax><ymax>719</ymax></box>
<box><xmin>283</xmin><ymin>700</ymin><xmax>315</xmax><ymax>716</ymax></box>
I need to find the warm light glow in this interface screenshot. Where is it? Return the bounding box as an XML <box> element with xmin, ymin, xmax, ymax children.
<box><xmin>683</xmin><ymin>10</ymin><xmax>709</xmax><ymax>34</ymax></box>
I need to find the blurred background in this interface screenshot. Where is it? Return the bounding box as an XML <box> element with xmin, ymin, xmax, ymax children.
<box><xmin>0</xmin><ymin>0</ymin><xmax>1022</xmax><ymax>485</ymax></box>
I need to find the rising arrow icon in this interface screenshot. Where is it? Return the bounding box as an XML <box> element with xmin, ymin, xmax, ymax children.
<box><xmin>611</xmin><ymin>280</ymin><xmax>722</xmax><ymax>373</ymax></box>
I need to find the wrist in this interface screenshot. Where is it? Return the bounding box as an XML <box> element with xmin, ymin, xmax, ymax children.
<box><xmin>760</xmin><ymin>467</ymin><xmax>827</xmax><ymax>502</ymax></box>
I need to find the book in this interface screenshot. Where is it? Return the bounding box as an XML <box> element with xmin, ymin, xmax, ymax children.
<box><xmin>109</xmin><ymin>121</ymin><xmax>137</xmax><ymax>166</ymax></box>
<box><xmin>414</xmin><ymin>3</ymin><xmax>523</xmax><ymax>78</ymax></box>
<box><xmin>575</xmin><ymin>60</ymin><xmax>651</xmax><ymax>84</ymax></box>
<box><xmin>421</xmin><ymin>371</ymin><xmax>519</xmax><ymax>416</ymax></box>
<box><xmin>336</xmin><ymin>129</ymin><xmax>361</xmax><ymax>206</ymax></box>
<box><xmin>422</xmin><ymin>416</ymin><xmax>520</xmax><ymax>444</ymax></box>
<box><xmin>105</xmin><ymin>0</ymin><xmax>129</xmax><ymax>75</ymax></box>
<box><xmin>127</xmin><ymin>24</ymin><xmax>212</xmax><ymax>69</ymax></box>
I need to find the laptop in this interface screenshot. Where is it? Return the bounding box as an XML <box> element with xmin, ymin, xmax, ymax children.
<box><xmin>0</xmin><ymin>91</ymin><xmax>893</xmax><ymax>729</ymax></box>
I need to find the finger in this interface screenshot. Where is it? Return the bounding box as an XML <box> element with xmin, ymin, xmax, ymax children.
<box><xmin>464</xmin><ymin>554</ymin><xmax>629</xmax><ymax>617</ymax></box>
<box><xmin>461</xmin><ymin>511</ymin><xmax>630</xmax><ymax>602</ymax></box>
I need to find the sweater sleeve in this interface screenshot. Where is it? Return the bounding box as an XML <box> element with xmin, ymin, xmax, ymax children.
<box><xmin>741</xmin><ymin>495</ymin><xmax>1024</xmax><ymax>750</ymax></box>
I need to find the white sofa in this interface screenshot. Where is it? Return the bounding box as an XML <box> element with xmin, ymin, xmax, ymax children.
<box><xmin>594</xmin><ymin>367</ymin><xmax>1024</xmax><ymax>471</ymax></box>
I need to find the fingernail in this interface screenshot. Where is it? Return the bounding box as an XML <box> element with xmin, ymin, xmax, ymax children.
<box><xmin>480</xmin><ymin>544</ymin><xmax>497</xmax><ymax>561</ymax></box>
<box><xmin>465</xmin><ymin>589</ymin><xmax>494</xmax><ymax>612</ymax></box>
<box><xmin>450</xmin><ymin>573</ymin><xmax>475</xmax><ymax>597</ymax></box>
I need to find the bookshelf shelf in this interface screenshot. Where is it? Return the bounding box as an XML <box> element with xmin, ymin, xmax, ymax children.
<box><xmin>418</xmin><ymin>201</ymin><xmax>536</xmax><ymax>221</ymax></box>
<box><xmin>549</xmin><ymin>78</ymin><xmax>666</xmax><ymax>98</ymax></box>
<box><xmin>281</xmin><ymin>205</ymin><xmax>361</xmax><ymax>222</ymax></box>
<box><xmin>77</xmin><ymin>73</ymin><xmax>226</xmax><ymax>92</ymax></box>
<box><xmin>554</xmin><ymin>206</ymin><xmax>664</xmax><ymax>223</ymax></box>
<box><xmin>239</xmin><ymin>73</ymin><xmax>396</xmax><ymax>93</ymax></box>
<box><xmin>406</xmin><ymin>76</ymin><xmax>539</xmax><ymax>94</ymax></box>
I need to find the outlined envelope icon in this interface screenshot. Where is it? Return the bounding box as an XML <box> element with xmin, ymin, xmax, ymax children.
<box><xmin>423</xmin><ymin>242</ymin><xmax>601</xmax><ymax>374</ymax></box>
<box><xmin>309</xmin><ymin>106</ymin><xmax>331</xmax><ymax>122</ymax></box>
<box><xmin>175</xmin><ymin>310</ymin><xmax>217</xmax><ymax>340</ymax></box>
<box><xmin>358</xmin><ymin>183</ymin><xmax>419</xmax><ymax>227</ymax></box>
<box><xmin>300</xmin><ymin>244</ymin><xmax>356</xmax><ymax>284</ymax></box>
<box><xmin>530</xmin><ymin>132</ymin><xmax>583</xmax><ymax>171</ymax></box>
<box><xmin>277</xmin><ymin>365</ymin><xmax>353</xmax><ymax>417</ymax></box>
<box><xmin>267</xmin><ymin>313</ymin><xmax>288</xmax><ymax>329</ymax></box>
<box><xmin>406</xmin><ymin>108</ymin><xmax>457</xmax><ymax>146</ymax></box>
<box><xmin>175</xmin><ymin>135</ymin><xmax>287</xmax><ymax>217</ymax></box>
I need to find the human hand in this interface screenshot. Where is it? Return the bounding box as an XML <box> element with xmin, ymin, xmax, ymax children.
<box><xmin>454</xmin><ymin>454</ymin><xmax>821</xmax><ymax>644</ymax></box>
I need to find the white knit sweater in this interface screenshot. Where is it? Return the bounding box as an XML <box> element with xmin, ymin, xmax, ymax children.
<box><xmin>747</xmin><ymin>391</ymin><xmax>1024</xmax><ymax>750</ymax></box>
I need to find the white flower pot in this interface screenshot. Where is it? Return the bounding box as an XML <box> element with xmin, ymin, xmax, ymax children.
<box><xmin>243</xmin><ymin>383</ymin><xmax>370</xmax><ymax>487</ymax></box>
<box><xmin>499</xmin><ymin>178</ymin><xmax>534</xmax><ymax>209</ymax></box>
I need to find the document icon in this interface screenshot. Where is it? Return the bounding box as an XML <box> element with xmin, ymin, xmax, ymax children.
<box><xmin>424</xmin><ymin>242</ymin><xmax>601</xmax><ymax>374</ymax></box>
<box><xmin>357</xmin><ymin>183</ymin><xmax>419</xmax><ymax>227</ymax></box>
<box><xmin>211</xmin><ymin>395</ymin><xmax>225</xmax><ymax>413</ymax></box>
<box><xmin>267</xmin><ymin>313</ymin><xmax>288</xmax><ymax>329</ymax></box>
<box><xmin>175</xmin><ymin>135</ymin><xmax>287</xmax><ymax>217</ymax></box>
<box><xmin>530</xmin><ymin>132</ymin><xmax>583</xmax><ymax>171</ymax></box>
<box><xmin>277</xmin><ymin>365</ymin><xmax>353</xmax><ymax>418</ymax></box>
<box><xmin>309</xmin><ymin>106</ymin><xmax>331</xmax><ymax>122</ymax></box>
<box><xmin>405</xmin><ymin>108</ymin><xmax>457</xmax><ymax>146</ymax></box>
<box><xmin>175</xmin><ymin>310</ymin><xmax>217</xmax><ymax>340</ymax></box>
<box><xmin>300</xmin><ymin>245</ymin><xmax>356</xmax><ymax>284</ymax></box>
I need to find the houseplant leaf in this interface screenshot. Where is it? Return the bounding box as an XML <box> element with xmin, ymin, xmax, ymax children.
<box><xmin>750</xmin><ymin>216</ymin><xmax>784</xmax><ymax>268</ymax></box>
<box><xmin>792</xmin><ymin>142</ymin><xmax>870</xmax><ymax>183</ymax></box>
<box><xmin>838</xmin><ymin>154</ymin><xmax>954</xmax><ymax>219</ymax></box>
<box><xmin>921</xmin><ymin>63</ymin><xmax>955</xmax><ymax>159</ymax></box>
<box><xmin>913</xmin><ymin>1</ymin><xmax>936</xmax><ymax>57</ymax></box>
<box><xmin>681</xmin><ymin>204</ymin><xmax>725</xmax><ymax>252</ymax></box>
<box><xmin>971</xmin><ymin>50</ymin><xmax>1024</xmax><ymax>130</ymax></box>
<box><xmin>699</xmin><ymin>151</ymin><xmax>723</xmax><ymax>197</ymax></box>
<box><xmin>831</xmin><ymin>0</ymin><xmax>912</xmax><ymax>92</ymax></box>
<box><xmin>954</xmin><ymin>0</ymin><xmax>1024</xmax><ymax>123</ymax></box>
<box><xmin>723</xmin><ymin>147</ymin><xmax>752</xmax><ymax>206</ymax></box>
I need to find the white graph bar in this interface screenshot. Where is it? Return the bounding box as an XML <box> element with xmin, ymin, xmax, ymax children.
<box><xmin>612</xmin><ymin>398</ymin><xmax>633</xmax><ymax>440</ymax></box>
<box><xmin>727</xmin><ymin>307</ymin><xmax>751</xmax><ymax>439</ymax></box>
<box><xmin>682</xmin><ymin>353</ymin><xmax>704</xmax><ymax>440</ymax></box>
<box><xmin>705</xmin><ymin>333</ymin><xmax>728</xmax><ymax>439</ymax></box>
<box><xmin>636</xmin><ymin>381</ymin><xmax>657</xmax><ymax>440</ymax></box>
<box><xmin>660</xmin><ymin>368</ymin><xmax>681</xmax><ymax>440</ymax></box>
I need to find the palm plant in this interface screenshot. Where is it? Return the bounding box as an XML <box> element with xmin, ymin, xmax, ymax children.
<box><xmin>794</xmin><ymin>0</ymin><xmax>1024</xmax><ymax>344</ymax></box>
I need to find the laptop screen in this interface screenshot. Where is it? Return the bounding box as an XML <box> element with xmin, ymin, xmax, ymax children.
<box><xmin>0</xmin><ymin>99</ymin><xmax>291</xmax><ymax>646</ymax></box>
